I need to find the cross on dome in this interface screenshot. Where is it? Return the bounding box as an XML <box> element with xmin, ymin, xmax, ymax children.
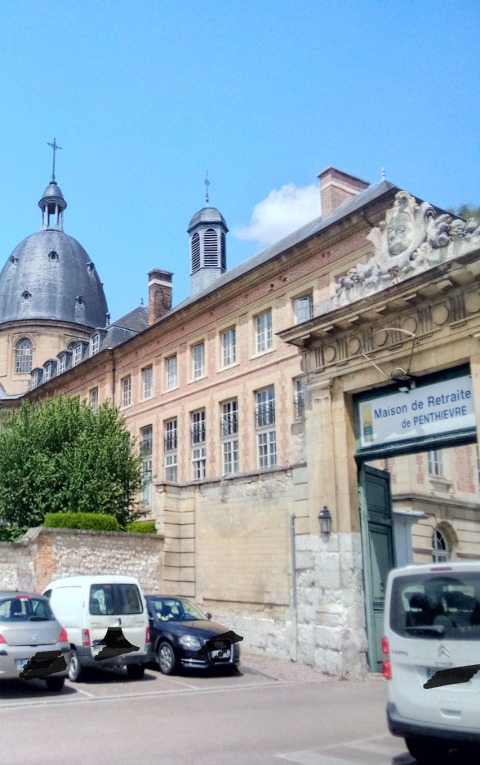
<box><xmin>47</xmin><ymin>137</ymin><xmax>62</xmax><ymax>183</ymax></box>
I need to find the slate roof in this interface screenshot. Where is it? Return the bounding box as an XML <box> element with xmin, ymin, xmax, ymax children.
<box><xmin>176</xmin><ymin>179</ymin><xmax>399</xmax><ymax>312</ymax></box>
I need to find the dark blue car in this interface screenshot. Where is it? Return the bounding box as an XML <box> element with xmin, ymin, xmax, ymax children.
<box><xmin>145</xmin><ymin>595</ymin><xmax>241</xmax><ymax>675</ymax></box>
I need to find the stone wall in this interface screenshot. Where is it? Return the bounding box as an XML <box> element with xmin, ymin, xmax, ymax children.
<box><xmin>295</xmin><ymin>532</ymin><xmax>368</xmax><ymax>679</ymax></box>
<box><xmin>0</xmin><ymin>527</ymin><xmax>164</xmax><ymax>593</ymax></box>
<box><xmin>152</xmin><ymin>466</ymin><xmax>368</xmax><ymax>678</ymax></box>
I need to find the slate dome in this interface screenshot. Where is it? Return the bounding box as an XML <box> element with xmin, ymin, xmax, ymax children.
<box><xmin>0</xmin><ymin>181</ymin><xmax>108</xmax><ymax>327</ymax></box>
<box><xmin>187</xmin><ymin>206</ymin><xmax>228</xmax><ymax>232</ymax></box>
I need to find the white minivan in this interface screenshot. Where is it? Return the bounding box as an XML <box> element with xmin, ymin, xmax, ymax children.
<box><xmin>43</xmin><ymin>575</ymin><xmax>151</xmax><ymax>682</ymax></box>
<box><xmin>383</xmin><ymin>562</ymin><xmax>480</xmax><ymax>762</ymax></box>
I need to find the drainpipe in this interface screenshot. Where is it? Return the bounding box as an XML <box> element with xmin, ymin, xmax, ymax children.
<box><xmin>290</xmin><ymin>513</ymin><xmax>298</xmax><ymax>661</ymax></box>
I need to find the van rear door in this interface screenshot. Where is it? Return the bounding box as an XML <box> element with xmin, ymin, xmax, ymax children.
<box><xmin>88</xmin><ymin>582</ymin><xmax>147</xmax><ymax>660</ymax></box>
<box><xmin>387</xmin><ymin>568</ymin><xmax>480</xmax><ymax>732</ymax></box>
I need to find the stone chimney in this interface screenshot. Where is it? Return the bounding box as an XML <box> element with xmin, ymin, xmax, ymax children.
<box><xmin>318</xmin><ymin>167</ymin><xmax>369</xmax><ymax>217</ymax></box>
<box><xmin>148</xmin><ymin>269</ymin><xmax>173</xmax><ymax>325</ymax></box>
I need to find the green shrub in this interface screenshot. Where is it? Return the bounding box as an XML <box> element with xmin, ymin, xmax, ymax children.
<box><xmin>127</xmin><ymin>521</ymin><xmax>157</xmax><ymax>534</ymax></box>
<box><xmin>44</xmin><ymin>512</ymin><xmax>120</xmax><ymax>532</ymax></box>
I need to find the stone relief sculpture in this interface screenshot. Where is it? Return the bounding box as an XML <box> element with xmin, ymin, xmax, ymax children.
<box><xmin>334</xmin><ymin>191</ymin><xmax>480</xmax><ymax>307</ymax></box>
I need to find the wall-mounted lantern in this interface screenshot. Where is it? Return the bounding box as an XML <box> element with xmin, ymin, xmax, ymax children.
<box><xmin>318</xmin><ymin>505</ymin><xmax>332</xmax><ymax>536</ymax></box>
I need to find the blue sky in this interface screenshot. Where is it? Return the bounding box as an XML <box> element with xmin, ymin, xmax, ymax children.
<box><xmin>0</xmin><ymin>1</ymin><xmax>479</xmax><ymax>322</ymax></box>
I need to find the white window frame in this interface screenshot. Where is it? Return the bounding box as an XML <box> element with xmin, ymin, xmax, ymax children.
<box><xmin>58</xmin><ymin>355</ymin><xmax>66</xmax><ymax>374</ymax></box>
<box><xmin>89</xmin><ymin>387</ymin><xmax>99</xmax><ymax>414</ymax></box>
<box><xmin>15</xmin><ymin>338</ymin><xmax>33</xmax><ymax>374</ymax></box>
<box><xmin>293</xmin><ymin>293</ymin><xmax>313</xmax><ymax>324</ymax></box>
<box><xmin>191</xmin><ymin>409</ymin><xmax>206</xmax><ymax>444</ymax></box>
<box><xmin>255</xmin><ymin>309</ymin><xmax>272</xmax><ymax>354</ymax></box>
<box><xmin>165</xmin><ymin>452</ymin><xmax>178</xmax><ymax>482</ymax></box>
<box><xmin>222</xmin><ymin>438</ymin><xmax>239</xmax><ymax>476</ymax></box>
<box><xmin>165</xmin><ymin>355</ymin><xmax>177</xmax><ymax>389</ymax></box>
<box><xmin>432</xmin><ymin>528</ymin><xmax>449</xmax><ymax>563</ymax></box>
<box><xmin>164</xmin><ymin>418</ymin><xmax>178</xmax><ymax>452</ymax></box>
<box><xmin>192</xmin><ymin>446</ymin><xmax>206</xmax><ymax>480</ymax></box>
<box><xmin>221</xmin><ymin>327</ymin><xmax>236</xmax><ymax>368</ymax></box>
<box><xmin>191</xmin><ymin>342</ymin><xmax>205</xmax><ymax>379</ymax></box>
<box><xmin>255</xmin><ymin>386</ymin><xmax>275</xmax><ymax>428</ymax></box>
<box><xmin>294</xmin><ymin>378</ymin><xmax>305</xmax><ymax>419</ymax></box>
<box><xmin>90</xmin><ymin>333</ymin><xmax>100</xmax><ymax>357</ymax></box>
<box><xmin>72</xmin><ymin>344</ymin><xmax>82</xmax><ymax>367</ymax></box>
<box><xmin>221</xmin><ymin>399</ymin><xmax>239</xmax><ymax>476</ymax></box>
<box><xmin>140</xmin><ymin>425</ymin><xmax>153</xmax><ymax>507</ymax></box>
<box><xmin>142</xmin><ymin>366</ymin><xmax>153</xmax><ymax>399</ymax></box>
<box><xmin>255</xmin><ymin>386</ymin><xmax>276</xmax><ymax>468</ymax></box>
<box><xmin>164</xmin><ymin>419</ymin><xmax>178</xmax><ymax>481</ymax></box>
<box><xmin>428</xmin><ymin>449</ymin><xmax>444</xmax><ymax>477</ymax></box>
<box><xmin>257</xmin><ymin>430</ymin><xmax>277</xmax><ymax>469</ymax></box>
<box><xmin>221</xmin><ymin>399</ymin><xmax>238</xmax><ymax>436</ymax></box>
<box><xmin>122</xmin><ymin>376</ymin><xmax>132</xmax><ymax>407</ymax></box>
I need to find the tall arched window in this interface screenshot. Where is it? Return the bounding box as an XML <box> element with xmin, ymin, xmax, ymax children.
<box><xmin>432</xmin><ymin>527</ymin><xmax>449</xmax><ymax>563</ymax></box>
<box><xmin>15</xmin><ymin>338</ymin><xmax>33</xmax><ymax>374</ymax></box>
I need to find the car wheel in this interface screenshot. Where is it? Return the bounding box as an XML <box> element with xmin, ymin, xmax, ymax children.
<box><xmin>67</xmin><ymin>649</ymin><xmax>84</xmax><ymax>682</ymax></box>
<box><xmin>45</xmin><ymin>676</ymin><xmax>65</xmax><ymax>692</ymax></box>
<box><xmin>157</xmin><ymin>641</ymin><xmax>176</xmax><ymax>675</ymax></box>
<box><xmin>405</xmin><ymin>736</ymin><xmax>450</xmax><ymax>762</ymax></box>
<box><xmin>126</xmin><ymin>664</ymin><xmax>145</xmax><ymax>680</ymax></box>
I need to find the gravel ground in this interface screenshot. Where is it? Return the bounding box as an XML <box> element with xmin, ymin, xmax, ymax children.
<box><xmin>240</xmin><ymin>651</ymin><xmax>333</xmax><ymax>683</ymax></box>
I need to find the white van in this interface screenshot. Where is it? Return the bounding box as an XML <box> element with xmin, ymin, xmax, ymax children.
<box><xmin>43</xmin><ymin>575</ymin><xmax>151</xmax><ymax>682</ymax></box>
<box><xmin>383</xmin><ymin>562</ymin><xmax>480</xmax><ymax>762</ymax></box>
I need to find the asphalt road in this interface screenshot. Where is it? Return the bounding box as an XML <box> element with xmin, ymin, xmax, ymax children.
<box><xmin>0</xmin><ymin>663</ymin><xmax>472</xmax><ymax>765</ymax></box>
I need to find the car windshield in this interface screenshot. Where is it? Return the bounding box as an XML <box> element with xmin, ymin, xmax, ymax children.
<box><xmin>390</xmin><ymin>571</ymin><xmax>480</xmax><ymax>640</ymax></box>
<box><xmin>149</xmin><ymin>597</ymin><xmax>207</xmax><ymax>622</ymax></box>
<box><xmin>0</xmin><ymin>595</ymin><xmax>55</xmax><ymax>622</ymax></box>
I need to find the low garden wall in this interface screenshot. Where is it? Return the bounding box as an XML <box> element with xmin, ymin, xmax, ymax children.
<box><xmin>0</xmin><ymin>527</ymin><xmax>164</xmax><ymax>594</ymax></box>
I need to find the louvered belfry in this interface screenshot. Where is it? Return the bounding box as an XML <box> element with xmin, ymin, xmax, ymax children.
<box><xmin>187</xmin><ymin>204</ymin><xmax>228</xmax><ymax>298</ymax></box>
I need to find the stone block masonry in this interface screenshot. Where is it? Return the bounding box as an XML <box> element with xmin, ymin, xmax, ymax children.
<box><xmin>0</xmin><ymin>527</ymin><xmax>164</xmax><ymax>593</ymax></box>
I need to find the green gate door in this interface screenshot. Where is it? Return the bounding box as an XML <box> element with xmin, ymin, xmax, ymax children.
<box><xmin>359</xmin><ymin>464</ymin><xmax>396</xmax><ymax>672</ymax></box>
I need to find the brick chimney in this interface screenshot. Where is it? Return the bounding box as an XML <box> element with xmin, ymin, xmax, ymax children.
<box><xmin>148</xmin><ymin>269</ymin><xmax>173</xmax><ymax>325</ymax></box>
<box><xmin>318</xmin><ymin>167</ymin><xmax>369</xmax><ymax>217</ymax></box>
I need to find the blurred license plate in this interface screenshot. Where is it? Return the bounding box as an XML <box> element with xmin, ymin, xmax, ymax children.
<box><xmin>16</xmin><ymin>659</ymin><xmax>28</xmax><ymax>670</ymax></box>
<box><xmin>210</xmin><ymin>646</ymin><xmax>230</xmax><ymax>660</ymax></box>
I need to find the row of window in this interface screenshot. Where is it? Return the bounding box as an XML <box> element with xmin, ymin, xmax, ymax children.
<box><xmin>118</xmin><ymin>311</ymin><xmax>309</xmax><ymax>406</ymax></box>
<box><xmin>16</xmin><ymin>293</ymin><xmax>314</xmax><ymax>383</ymax></box>
<box><xmin>135</xmin><ymin>384</ymin><xmax>307</xmax><ymax>502</ymax></box>
<box><xmin>18</xmin><ymin>332</ymin><xmax>105</xmax><ymax>384</ymax></box>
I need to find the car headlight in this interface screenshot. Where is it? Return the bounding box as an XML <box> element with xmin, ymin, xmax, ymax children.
<box><xmin>178</xmin><ymin>634</ymin><xmax>202</xmax><ymax>650</ymax></box>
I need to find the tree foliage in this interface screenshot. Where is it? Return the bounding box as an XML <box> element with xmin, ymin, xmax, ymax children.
<box><xmin>447</xmin><ymin>203</ymin><xmax>480</xmax><ymax>222</ymax></box>
<box><xmin>0</xmin><ymin>397</ymin><xmax>143</xmax><ymax>540</ymax></box>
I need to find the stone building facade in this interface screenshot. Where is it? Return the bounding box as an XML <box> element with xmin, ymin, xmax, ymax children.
<box><xmin>4</xmin><ymin>163</ymin><xmax>480</xmax><ymax>677</ymax></box>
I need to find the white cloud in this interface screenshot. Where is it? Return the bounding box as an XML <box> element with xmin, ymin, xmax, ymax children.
<box><xmin>234</xmin><ymin>183</ymin><xmax>320</xmax><ymax>248</ymax></box>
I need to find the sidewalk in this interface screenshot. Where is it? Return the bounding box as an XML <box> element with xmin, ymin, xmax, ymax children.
<box><xmin>240</xmin><ymin>651</ymin><xmax>386</xmax><ymax>684</ymax></box>
<box><xmin>240</xmin><ymin>650</ymin><xmax>334</xmax><ymax>682</ymax></box>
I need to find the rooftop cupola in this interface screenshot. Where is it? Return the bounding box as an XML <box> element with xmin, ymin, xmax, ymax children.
<box><xmin>188</xmin><ymin>174</ymin><xmax>228</xmax><ymax>297</ymax></box>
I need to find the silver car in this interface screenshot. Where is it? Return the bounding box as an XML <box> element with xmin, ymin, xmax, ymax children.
<box><xmin>0</xmin><ymin>590</ymin><xmax>71</xmax><ymax>691</ymax></box>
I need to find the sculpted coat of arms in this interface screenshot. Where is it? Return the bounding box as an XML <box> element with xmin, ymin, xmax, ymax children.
<box><xmin>334</xmin><ymin>191</ymin><xmax>480</xmax><ymax>307</ymax></box>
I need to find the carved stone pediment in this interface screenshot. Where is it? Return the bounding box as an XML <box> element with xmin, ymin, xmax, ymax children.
<box><xmin>334</xmin><ymin>191</ymin><xmax>480</xmax><ymax>307</ymax></box>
